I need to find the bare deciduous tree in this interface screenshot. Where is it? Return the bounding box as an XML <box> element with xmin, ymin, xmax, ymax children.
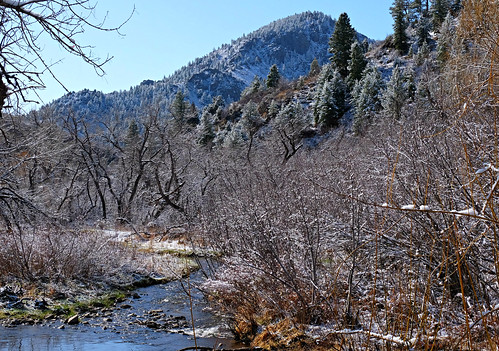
<box><xmin>0</xmin><ymin>0</ymin><xmax>133</xmax><ymax>114</ymax></box>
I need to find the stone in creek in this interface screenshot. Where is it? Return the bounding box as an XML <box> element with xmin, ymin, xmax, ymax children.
<box><xmin>66</xmin><ymin>315</ymin><xmax>79</xmax><ymax>325</ymax></box>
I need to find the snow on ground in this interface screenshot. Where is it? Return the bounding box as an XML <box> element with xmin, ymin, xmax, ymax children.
<box><xmin>98</xmin><ymin>228</ymin><xmax>209</xmax><ymax>256</ymax></box>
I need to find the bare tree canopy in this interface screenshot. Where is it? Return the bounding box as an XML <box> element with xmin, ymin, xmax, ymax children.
<box><xmin>0</xmin><ymin>0</ymin><xmax>133</xmax><ymax>114</ymax></box>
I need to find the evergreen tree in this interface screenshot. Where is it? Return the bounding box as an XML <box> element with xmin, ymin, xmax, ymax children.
<box><xmin>125</xmin><ymin>119</ymin><xmax>140</xmax><ymax>146</ymax></box>
<box><xmin>267</xmin><ymin>100</ymin><xmax>280</xmax><ymax>120</ymax></box>
<box><xmin>207</xmin><ymin>95</ymin><xmax>225</xmax><ymax>115</ymax></box>
<box><xmin>361</xmin><ymin>38</ymin><xmax>370</xmax><ymax>53</ymax></box>
<box><xmin>316</xmin><ymin>63</ymin><xmax>335</xmax><ymax>89</ymax></box>
<box><xmin>347</xmin><ymin>41</ymin><xmax>368</xmax><ymax>87</ymax></box>
<box><xmin>274</xmin><ymin>101</ymin><xmax>310</xmax><ymax>161</ymax></box>
<box><xmin>382</xmin><ymin>65</ymin><xmax>409</xmax><ymax>120</ymax></box>
<box><xmin>313</xmin><ymin>63</ymin><xmax>335</xmax><ymax>122</ymax></box>
<box><xmin>241</xmin><ymin>101</ymin><xmax>264</xmax><ymax>137</ymax></box>
<box><xmin>449</xmin><ymin>0</ymin><xmax>462</xmax><ymax>16</ymax></box>
<box><xmin>390</xmin><ymin>0</ymin><xmax>410</xmax><ymax>54</ymax></box>
<box><xmin>416</xmin><ymin>12</ymin><xmax>431</xmax><ymax>47</ymax></box>
<box><xmin>171</xmin><ymin>90</ymin><xmax>188</xmax><ymax>120</ymax></box>
<box><xmin>404</xmin><ymin>67</ymin><xmax>417</xmax><ymax>101</ymax></box>
<box><xmin>266</xmin><ymin>64</ymin><xmax>281</xmax><ymax>88</ymax></box>
<box><xmin>415</xmin><ymin>40</ymin><xmax>431</xmax><ymax>65</ymax></box>
<box><xmin>431</xmin><ymin>0</ymin><xmax>449</xmax><ymax>30</ymax></box>
<box><xmin>314</xmin><ymin>70</ymin><xmax>346</xmax><ymax>129</ymax></box>
<box><xmin>329</xmin><ymin>12</ymin><xmax>356</xmax><ymax>77</ymax></box>
<box><xmin>275</xmin><ymin>101</ymin><xmax>310</xmax><ymax>142</ymax></box>
<box><xmin>351</xmin><ymin>65</ymin><xmax>384</xmax><ymax>134</ymax></box>
<box><xmin>436</xmin><ymin>13</ymin><xmax>454</xmax><ymax>65</ymax></box>
<box><xmin>408</xmin><ymin>0</ymin><xmax>423</xmax><ymax>24</ymax></box>
<box><xmin>241</xmin><ymin>76</ymin><xmax>263</xmax><ymax>97</ymax></box>
<box><xmin>197</xmin><ymin>110</ymin><xmax>215</xmax><ymax>146</ymax></box>
<box><xmin>187</xmin><ymin>102</ymin><xmax>200</xmax><ymax>126</ymax></box>
<box><xmin>309</xmin><ymin>58</ymin><xmax>320</xmax><ymax>77</ymax></box>
<box><xmin>223</xmin><ymin>122</ymin><xmax>245</xmax><ymax>148</ymax></box>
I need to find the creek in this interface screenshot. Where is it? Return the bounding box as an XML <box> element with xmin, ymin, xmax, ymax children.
<box><xmin>0</xmin><ymin>269</ymin><xmax>241</xmax><ymax>351</ymax></box>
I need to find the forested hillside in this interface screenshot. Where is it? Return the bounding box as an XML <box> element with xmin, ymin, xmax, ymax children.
<box><xmin>43</xmin><ymin>11</ymin><xmax>368</xmax><ymax>122</ymax></box>
<box><xmin>1</xmin><ymin>0</ymin><xmax>498</xmax><ymax>349</ymax></box>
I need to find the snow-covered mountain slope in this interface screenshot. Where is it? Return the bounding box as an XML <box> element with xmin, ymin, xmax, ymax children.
<box><xmin>46</xmin><ymin>11</ymin><xmax>369</xmax><ymax>120</ymax></box>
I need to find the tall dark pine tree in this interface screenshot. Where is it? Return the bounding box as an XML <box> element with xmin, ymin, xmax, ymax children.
<box><xmin>347</xmin><ymin>41</ymin><xmax>368</xmax><ymax>87</ymax></box>
<box><xmin>449</xmin><ymin>0</ymin><xmax>462</xmax><ymax>16</ymax></box>
<box><xmin>408</xmin><ymin>0</ymin><xmax>423</xmax><ymax>24</ymax></box>
<box><xmin>171</xmin><ymin>90</ymin><xmax>187</xmax><ymax>120</ymax></box>
<box><xmin>431</xmin><ymin>0</ymin><xmax>450</xmax><ymax>30</ymax></box>
<box><xmin>416</xmin><ymin>11</ymin><xmax>431</xmax><ymax>47</ymax></box>
<box><xmin>266</xmin><ymin>64</ymin><xmax>281</xmax><ymax>89</ymax></box>
<box><xmin>329</xmin><ymin>12</ymin><xmax>356</xmax><ymax>78</ymax></box>
<box><xmin>390</xmin><ymin>0</ymin><xmax>410</xmax><ymax>54</ymax></box>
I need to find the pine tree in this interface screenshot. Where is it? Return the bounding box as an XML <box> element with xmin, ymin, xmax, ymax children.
<box><xmin>241</xmin><ymin>101</ymin><xmax>264</xmax><ymax>137</ymax></box>
<box><xmin>125</xmin><ymin>119</ymin><xmax>140</xmax><ymax>146</ymax></box>
<box><xmin>431</xmin><ymin>0</ymin><xmax>450</xmax><ymax>30</ymax></box>
<box><xmin>316</xmin><ymin>63</ymin><xmax>335</xmax><ymax>89</ymax></box>
<box><xmin>171</xmin><ymin>90</ymin><xmax>188</xmax><ymax>120</ymax></box>
<box><xmin>241</xmin><ymin>76</ymin><xmax>263</xmax><ymax>97</ymax></box>
<box><xmin>267</xmin><ymin>100</ymin><xmax>280</xmax><ymax>120</ymax></box>
<box><xmin>347</xmin><ymin>41</ymin><xmax>368</xmax><ymax>87</ymax></box>
<box><xmin>382</xmin><ymin>65</ymin><xmax>409</xmax><ymax>120</ymax></box>
<box><xmin>416</xmin><ymin>11</ymin><xmax>431</xmax><ymax>47</ymax></box>
<box><xmin>313</xmin><ymin>64</ymin><xmax>334</xmax><ymax>123</ymax></box>
<box><xmin>329</xmin><ymin>12</ymin><xmax>356</xmax><ymax>77</ymax></box>
<box><xmin>408</xmin><ymin>0</ymin><xmax>423</xmax><ymax>24</ymax></box>
<box><xmin>314</xmin><ymin>70</ymin><xmax>346</xmax><ymax>129</ymax></box>
<box><xmin>223</xmin><ymin>123</ymin><xmax>245</xmax><ymax>148</ymax></box>
<box><xmin>415</xmin><ymin>40</ymin><xmax>430</xmax><ymax>65</ymax></box>
<box><xmin>309</xmin><ymin>58</ymin><xmax>320</xmax><ymax>77</ymax></box>
<box><xmin>275</xmin><ymin>101</ymin><xmax>310</xmax><ymax>142</ymax></box>
<box><xmin>197</xmin><ymin>110</ymin><xmax>215</xmax><ymax>146</ymax></box>
<box><xmin>390</xmin><ymin>0</ymin><xmax>410</xmax><ymax>54</ymax></box>
<box><xmin>351</xmin><ymin>65</ymin><xmax>384</xmax><ymax>134</ymax></box>
<box><xmin>206</xmin><ymin>95</ymin><xmax>225</xmax><ymax>124</ymax></box>
<box><xmin>449</xmin><ymin>0</ymin><xmax>462</xmax><ymax>16</ymax></box>
<box><xmin>436</xmin><ymin>13</ymin><xmax>454</xmax><ymax>65</ymax></box>
<box><xmin>274</xmin><ymin>101</ymin><xmax>310</xmax><ymax>162</ymax></box>
<box><xmin>266</xmin><ymin>64</ymin><xmax>281</xmax><ymax>89</ymax></box>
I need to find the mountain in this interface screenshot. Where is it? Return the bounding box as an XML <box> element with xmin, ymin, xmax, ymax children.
<box><xmin>45</xmin><ymin>11</ymin><xmax>369</xmax><ymax>120</ymax></box>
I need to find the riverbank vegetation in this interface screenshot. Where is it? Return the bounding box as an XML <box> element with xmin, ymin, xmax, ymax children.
<box><xmin>0</xmin><ymin>0</ymin><xmax>498</xmax><ymax>349</ymax></box>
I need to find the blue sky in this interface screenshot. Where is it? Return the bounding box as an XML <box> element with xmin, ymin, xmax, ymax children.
<box><xmin>28</xmin><ymin>0</ymin><xmax>394</xmax><ymax>109</ymax></box>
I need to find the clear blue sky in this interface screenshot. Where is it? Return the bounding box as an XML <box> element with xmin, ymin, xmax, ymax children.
<box><xmin>28</xmin><ymin>0</ymin><xmax>394</xmax><ymax>109</ymax></box>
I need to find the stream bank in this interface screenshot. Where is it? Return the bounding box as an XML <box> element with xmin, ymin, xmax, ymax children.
<box><xmin>0</xmin><ymin>268</ymin><xmax>243</xmax><ymax>350</ymax></box>
<box><xmin>0</xmin><ymin>231</ymin><xmax>242</xmax><ymax>350</ymax></box>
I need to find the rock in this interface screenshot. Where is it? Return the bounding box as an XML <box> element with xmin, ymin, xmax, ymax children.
<box><xmin>120</xmin><ymin>304</ymin><xmax>132</xmax><ymax>309</ymax></box>
<box><xmin>131</xmin><ymin>292</ymin><xmax>141</xmax><ymax>299</ymax></box>
<box><xmin>145</xmin><ymin>321</ymin><xmax>161</xmax><ymax>329</ymax></box>
<box><xmin>34</xmin><ymin>299</ymin><xmax>49</xmax><ymax>310</ymax></box>
<box><xmin>66</xmin><ymin>315</ymin><xmax>80</xmax><ymax>325</ymax></box>
<box><xmin>58</xmin><ymin>325</ymin><xmax>65</xmax><ymax>329</ymax></box>
<box><xmin>0</xmin><ymin>286</ymin><xmax>22</xmax><ymax>302</ymax></box>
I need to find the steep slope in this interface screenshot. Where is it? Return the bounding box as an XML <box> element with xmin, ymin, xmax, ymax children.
<box><xmin>46</xmin><ymin>11</ymin><xmax>369</xmax><ymax>120</ymax></box>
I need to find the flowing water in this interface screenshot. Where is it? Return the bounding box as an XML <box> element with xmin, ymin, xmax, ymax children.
<box><xmin>0</xmin><ymin>269</ymin><xmax>241</xmax><ymax>351</ymax></box>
